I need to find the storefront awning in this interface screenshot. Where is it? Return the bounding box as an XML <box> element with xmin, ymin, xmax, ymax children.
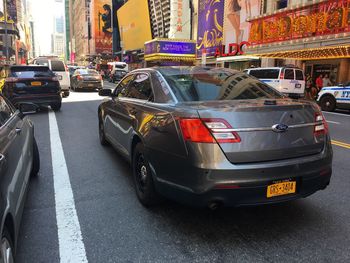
<box><xmin>144</xmin><ymin>53</ymin><xmax>196</xmax><ymax>62</ymax></box>
<box><xmin>216</xmin><ymin>56</ymin><xmax>260</xmax><ymax>62</ymax></box>
<box><xmin>249</xmin><ymin>45</ymin><xmax>350</xmax><ymax>60</ymax></box>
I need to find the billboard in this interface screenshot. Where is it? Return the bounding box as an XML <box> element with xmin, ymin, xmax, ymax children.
<box><xmin>112</xmin><ymin>0</ymin><xmax>124</xmax><ymax>54</ymax></box>
<box><xmin>223</xmin><ymin>0</ymin><xmax>261</xmax><ymax>49</ymax></box>
<box><xmin>94</xmin><ymin>0</ymin><xmax>113</xmax><ymax>54</ymax></box>
<box><xmin>0</xmin><ymin>0</ymin><xmax>17</xmax><ymax>23</ymax></box>
<box><xmin>168</xmin><ymin>0</ymin><xmax>191</xmax><ymax>39</ymax></box>
<box><xmin>117</xmin><ymin>0</ymin><xmax>152</xmax><ymax>51</ymax></box>
<box><xmin>145</xmin><ymin>39</ymin><xmax>196</xmax><ymax>56</ymax></box>
<box><xmin>196</xmin><ymin>0</ymin><xmax>225</xmax><ymax>58</ymax></box>
<box><xmin>249</xmin><ymin>0</ymin><xmax>350</xmax><ymax>45</ymax></box>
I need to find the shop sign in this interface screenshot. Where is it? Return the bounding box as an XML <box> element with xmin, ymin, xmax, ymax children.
<box><xmin>214</xmin><ymin>41</ymin><xmax>250</xmax><ymax>57</ymax></box>
<box><xmin>196</xmin><ymin>0</ymin><xmax>225</xmax><ymax>58</ymax></box>
<box><xmin>145</xmin><ymin>40</ymin><xmax>196</xmax><ymax>56</ymax></box>
<box><xmin>249</xmin><ymin>0</ymin><xmax>350</xmax><ymax>45</ymax></box>
<box><xmin>169</xmin><ymin>0</ymin><xmax>191</xmax><ymax>39</ymax></box>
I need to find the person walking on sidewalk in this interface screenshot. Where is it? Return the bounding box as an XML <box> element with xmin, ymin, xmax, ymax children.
<box><xmin>315</xmin><ymin>74</ymin><xmax>323</xmax><ymax>99</ymax></box>
<box><xmin>323</xmin><ymin>74</ymin><xmax>333</xmax><ymax>87</ymax></box>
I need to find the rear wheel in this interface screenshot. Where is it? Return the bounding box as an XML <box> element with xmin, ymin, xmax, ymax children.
<box><xmin>51</xmin><ymin>102</ymin><xmax>61</xmax><ymax>111</ymax></box>
<box><xmin>132</xmin><ymin>143</ymin><xmax>161</xmax><ymax>206</ymax></box>
<box><xmin>320</xmin><ymin>95</ymin><xmax>336</xmax><ymax>112</ymax></box>
<box><xmin>31</xmin><ymin>138</ymin><xmax>40</xmax><ymax>177</ymax></box>
<box><xmin>1</xmin><ymin>227</ymin><xmax>14</xmax><ymax>263</ymax></box>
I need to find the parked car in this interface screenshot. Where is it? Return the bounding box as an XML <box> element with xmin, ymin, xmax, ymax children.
<box><xmin>71</xmin><ymin>69</ymin><xmax>103</xmax><ymax>91</ymax></box>
<box><xmin>244</xmin><ymin>66</ymin><xmax>305</xmax><ymax>98</ymax></box>
<box><xmin>98</xmin><ymin>67</ymin><xmax>332</xmax><ymax>208</ymax></box>
<box><xmin>0</xmin><ymin>95</ymin><xmax>40</xmax><ymax>261</ymax></box>
<box><xmin>1</xmin><ymin>65</ymin><xmax>62</xmax><ymax>111</ymax></box>
<box><xmin>109</xmin><ymin>70</ymin><xmax>127</xmax><ymax>83</ymax></box>
<box><xmin>32</xmin><ymin>57</ymin><xmax>70</xmax><ymax>97</ymax></box>
<box><xmin>317</xmin><ymin>81</ymin><xmax>350</xmax><ymax>112</ymax></box>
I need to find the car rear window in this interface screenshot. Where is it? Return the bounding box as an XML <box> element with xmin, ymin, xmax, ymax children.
<box><xmin>248</xmin><ymin>69</ymin><xmax>280</xmax><ymax>79</ymax></box>
<box><xmin>51</xmin><ymin>60</ymin><xmax>66</xmax><ymax>71</ymax></box>
<box><xmin>77</xmin><ymin>69</ymin><xmax>99</xmax><ymax>75</ymax></box>
<box><xmin>10</xmin><ymin>67</ymin><xmax>55</xmax><ymax>78</ymax></box>
<box><xmin>295</xmin><ymin>70</ymin><xmax>304</xmax><ymax>80</ymax></box>
<box><xmin>284</xmin><ymin>69</ymin><xmax>294</xmax><ymax>80</ymax></box>
<box><xmin>159</xmin><ymin>67</ymin><xmax>283</xmax><ymax>102</ymax></box>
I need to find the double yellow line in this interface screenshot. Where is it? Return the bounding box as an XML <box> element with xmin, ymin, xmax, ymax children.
<box><xmin>332</xmin><ymin>140</ymin><xmax>350</xmax><ymax>149</ymax></box>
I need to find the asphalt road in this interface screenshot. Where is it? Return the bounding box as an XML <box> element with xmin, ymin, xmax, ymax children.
<box><xmin>16</xmin><ymin>85</ymin><xmax>350</xmax><ymax>262</ymax></box>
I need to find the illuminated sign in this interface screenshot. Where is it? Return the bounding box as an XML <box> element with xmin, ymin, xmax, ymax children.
<box><xmin>249</xmin><ymin>0</ymin><xmax>350</xmax><ymax>45</ymax></box>
<box><xmin>214</xmin><ymin>41</ymin><xmax>250</xmax><ymax>57</ymax></box>
<box><xmin>145</xmin><ymin>39</ymin><xmax>196</xmax><ymax>56</ymax></box>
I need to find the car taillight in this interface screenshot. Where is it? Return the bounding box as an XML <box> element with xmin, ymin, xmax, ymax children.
<box><xmin>179</xmin><ymin>118</ymin><xmax>241</xmax><ymax>143</ymax></box>
<box><xmin>77</xmin><ymin>75</ymin><xmax>83</xmax><ymax>80</ymax></box>
<box><xmin>314</xmin><ymin>112</ymin><xmax>328</xmax><ymax>136</ymax></box>
<box><xmin>5</xmin><ymin>77</ymin><xmax>19</xmax><ymax>83</ymax></box>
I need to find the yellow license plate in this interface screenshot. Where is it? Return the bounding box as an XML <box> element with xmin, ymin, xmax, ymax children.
<box><xmin>31</xmin><ymin>81</ymin><xmax>42</xmax><ymax>86</ymax></box>
<box><xmin>267</xmin><ymin>181</ymin><xmax>296</xmax><ymax>198</ymax></box>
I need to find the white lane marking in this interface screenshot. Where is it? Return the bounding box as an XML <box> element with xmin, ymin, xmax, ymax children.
<box><xmin>326</xmin><ymin>120</ymin><xmax>340</xmax><ymax>124</ymax></box>
<box><xmin>49</xmin><ymin>111</ymin><xmax>88</xmax><ymax>263</ymax></box>
<box><xmin>322</xmin><ymin>111</ymin><xmax>350</xmax><ymax>117</ymax></box>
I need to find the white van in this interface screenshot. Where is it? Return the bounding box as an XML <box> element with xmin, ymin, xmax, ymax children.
<box><xmin>243</xmin><ymin>67</ymin><xmax>305</xmax><ymax>97</ymax></box>
<box><xmin>107</xmin><ymin>62</ymin><xmax>128</xmax><ymax>74</ymax></box>
<box><xmin>33</xmin><ymin>57</ymin><xmax>70</xmax><ymax>97</ymax></box>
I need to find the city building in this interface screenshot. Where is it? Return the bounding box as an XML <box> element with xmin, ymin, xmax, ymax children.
<box><xmin>149</xmin><ymin>0</ymin><xmax>171</xmax><ymax>38</ymax></box>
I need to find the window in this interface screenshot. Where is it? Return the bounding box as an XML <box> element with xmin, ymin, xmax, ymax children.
<box><xmin>50</xmin><ymin>60</ymin><xmax>66</xmax><ymax>71</ymax></box>
<box><xmin>159</xmin><ymin>68</ymin><xmax>282</xmax><ymax>102</ymax></box>
<box><xmin>0</xmin><ymin>96</ymin><xmax>14</xmax><ymax>126</ymax></box>
<box><xmin>249</xmin><ymin>69</ymin><xmax>280</xmax><ymax>79</ymax></box>
<box><xmin>125</xmin><ymin>73</ymin><xmax>153</xmax><ymax>100</ymax></box>
<box><xmin>284</xmin><ymin>69</ymin><xmax>294</xmax><ymax>80</ymax></box>
<box><xmin>34</xmin><ymin>59</ymin><xmax>49</xmax><ymax>66</ymax></box>
<box><xmin>10</xmin><ymin>67</ymin><xmax>55</xmax><ymax>78</ymax></box>
<box><xmin>295</xmin><ymin>70</ymin><xmax>304</xmax><ymax>80</ymax></box>
<box><xmin>276</xmin><ymin>0</ymin><xmax>288</xmax><ymax>10</ymax></box>
<box><xmin>114</xmin><ymin>75</ymin><xmax>134</xmax><ymax>97</ymax></box>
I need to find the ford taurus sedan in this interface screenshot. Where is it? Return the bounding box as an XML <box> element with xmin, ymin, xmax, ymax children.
<box><xmin>98</xmin><ymin>67</ymin><xmax>332</xmax><ymax>208</ymax></box>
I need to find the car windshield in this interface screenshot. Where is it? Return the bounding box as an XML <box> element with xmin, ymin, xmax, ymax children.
<box><xmin>158</xmin><ymin>67</ymin><xmax>283</xmax><ymax>102</ymax></box>
<box><xmin>10</xmin><ymin>67</ymin><xmax>55</xmax><ymax>78</ymax></box>
<box><xmin>78</xmin><ymin>70</ymin><xmax>99</xmax><ymax>75</ymax></box>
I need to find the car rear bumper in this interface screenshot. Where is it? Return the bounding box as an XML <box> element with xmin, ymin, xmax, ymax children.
<box><xmin>10</xmin><ymin>94</ymin><xmax>62</xmax><ymax>108</ymax></box>
<box><xmin>148</xmin><ymin>139</ymin><xmax>333</xmax><ymax>207</ymax></box>
<box><xmin>78</xmin><ymin>82</ymin><xmax>102</xmax><ymax>89</ymax></box>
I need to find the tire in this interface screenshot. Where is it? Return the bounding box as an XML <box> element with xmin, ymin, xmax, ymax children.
<box><xmin>98</xmin><ymin>116</ymin><xmax>108</xmax><ymax>146</ymax></box>
<box><xmin>31</xmin><ymin>138</ymin><xmax>40</xmax><ymax>177</ymax></box>
<box><xmin>51</xmin><ymin>103</ymin><xmax>61</xmax><ymax>111</ymax></box>
<box><xmin>1</xmin><ymin>227</ymin><xmax>15</xmax><ymax>263</ymax></box>
<box><xmin>132</xmin><ymin>143</ymin><xmax>161</xmax><ymax>206</ymax></box>
<box><xmin>320</xmin><ymin>95</ymin><xmax>336</xmax><ymax>112</ymax></box>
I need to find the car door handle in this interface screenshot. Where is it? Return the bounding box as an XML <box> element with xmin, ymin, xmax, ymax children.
<box><xmin>15</xmin><ymin>128</ymin><xmax>22</xmax><ymax>134</ymax></box>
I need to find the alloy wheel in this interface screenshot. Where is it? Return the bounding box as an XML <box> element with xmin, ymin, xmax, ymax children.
<box><xmin>135</xmin><ymin>154</ymin><xmax>147</xmax><ymax>193</ymax></box>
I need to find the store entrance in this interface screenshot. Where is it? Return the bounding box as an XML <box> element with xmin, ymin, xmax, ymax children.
<box><xmin>305</xmin><ymin>61</ymin><xmax>339</xmax><ymax>86</ymax></box>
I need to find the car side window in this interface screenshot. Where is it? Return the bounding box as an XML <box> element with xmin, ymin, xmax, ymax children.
<box><xmin>295</xmin><ymin>70</ymin><xmax>304</xmax><ymax>80</ymax></box>
<box><xmin>114</xmin><ymin>75</ymin><xmax>134</xmax><ymax>97</ymax></box>
<box><xmin>125</xmin><ymin>73</ymin><xmax>153</xmax><ymax>101</ymax></box>
<box><xmin>0</xmin><ymin>96</ymin><xmax>14</xmax><ymax>126</ymax></box>
<box><xmin>284</xmin><ymin>69</ymin><xmax>294</xmax><ymax>80</ymax></box>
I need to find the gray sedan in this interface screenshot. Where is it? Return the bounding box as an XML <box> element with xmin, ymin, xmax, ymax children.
<box><xmin>98</xmin><ymin>67</ymin><xmax>332</xmax><ymax>208</ymax></box>
<box><xmin>71</xmin><ymin>69</ymin><xmax>103</xmax><ymax>91</ymax></box>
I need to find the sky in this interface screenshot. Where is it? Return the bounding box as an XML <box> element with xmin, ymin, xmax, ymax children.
<box><xmin>30</xmin><ymin>0</ymin><xmax>65</xmax><ymax>55</ymax></box>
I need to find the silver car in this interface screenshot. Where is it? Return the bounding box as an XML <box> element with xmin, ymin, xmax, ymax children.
<box><xmin>98</xmin><ymin>67</ymin><xmax>332</xmax><ymax>208</ymax></box>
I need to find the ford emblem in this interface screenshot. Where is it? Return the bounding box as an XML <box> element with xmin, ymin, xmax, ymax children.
<box><xmin>272</xmin><ymin>124</ymin><xmax>289</xmax><ymax>133</ymax></box>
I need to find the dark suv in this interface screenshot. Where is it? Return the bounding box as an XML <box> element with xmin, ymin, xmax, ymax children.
<box><xmin>1</xmin><ymin>65</ymin><xmax>62</xmax><ymax>111</ymax></box>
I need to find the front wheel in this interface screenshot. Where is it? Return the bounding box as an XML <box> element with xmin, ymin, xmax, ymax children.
<box><xmin>132</xmin><ymin>143</ymin><xmax>161</xmax><ymax>207</ymax></box>
<box><xmin>31</xmin><ymin>138</ymin><xmax>40</xmax><ymax>177</ymax></box>
<box><xmin>1</xmin><ymin>227</ymin><xmax>14</xmax><ymax>263</ymax></box>
<box><xmin>320</xmin><ymin>96</ymin><xmax>336</xmax><ymax>112</ymax></box>
<box><xmin>98</xmin><ymin>117</ymin><xmax>108</xmax><ymax>146</ymax></box>
<box><xmin>51</xmin><ymin>103</ymin><xmax>61</xmax><ymax>111</ymax></box>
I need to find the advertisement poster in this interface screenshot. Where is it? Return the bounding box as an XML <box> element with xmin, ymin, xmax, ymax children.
<box><xmin>0</xmin><ymin>0</ymin><xmax>17</xmax><ymax>23</ymax></box>
<box><xmin>117</xmin><ymin>0</ymin><xmax>152</xmax><ymax>51</ymax></box>
<box><xmin>223</xmin><ymin>0</ymin><xmax>261</xmax><ymax>49</ymax></box>
<box><xmin>196</xmin><ymin>0</ymin><xmax>225</xmax><ymax>58</ymax></box>
<box><xmin>94</xmin><ymin>0</ymin><xmax>113</xmax><ymax>54</ymax></box>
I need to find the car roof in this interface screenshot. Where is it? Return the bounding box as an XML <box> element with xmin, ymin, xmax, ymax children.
<box><xmin>247</xmin><ymin>67</ymin><xmax>302</xmax><ymax>70</ymax></box>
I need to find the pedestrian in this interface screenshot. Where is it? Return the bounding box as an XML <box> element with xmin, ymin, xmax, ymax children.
<box><xmin>322</xmin><ymin>74</ymin><xmax>333</xmax><ymax>87</ymax></box>
<box><xmin>305</xmin><ymin>74</ymin><xmax>313</xmax><ymax>100</ymax></box>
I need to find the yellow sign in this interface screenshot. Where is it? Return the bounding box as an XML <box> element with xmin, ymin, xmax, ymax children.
<box><xmin>117</xmin><ymin>0</ymin><xmax>152</xmax><ymax>51</ymax></box>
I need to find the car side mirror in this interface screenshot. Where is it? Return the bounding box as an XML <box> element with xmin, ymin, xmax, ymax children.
<box><xmin>18</xmin><ymin>102</ymin><xmax>38</xmax><ymax>115</ymax></box>
<box><xmin>98</xmin><ymin>89</ymin><xmax>112</xmax><ymax>97</ymax></box>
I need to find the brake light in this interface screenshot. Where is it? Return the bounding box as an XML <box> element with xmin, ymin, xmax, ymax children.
<box><xmin>179</xmin><ymin>118</ymin><xmax>241</xmax><ymax>143</ymax></box>
<box><xmin>314</xmin><ymin>112</ymin><xmax>328</xmax><ymax>136</ymax></box>
<box><xmin>77</xmin><ymin>75</ymin><xmax>83</xmax><ymax>80</ymax></box>
<box><xmin>5</xmin><ymin>77</ymin><xmax>19</xmax><ymax>83</ymax></box>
